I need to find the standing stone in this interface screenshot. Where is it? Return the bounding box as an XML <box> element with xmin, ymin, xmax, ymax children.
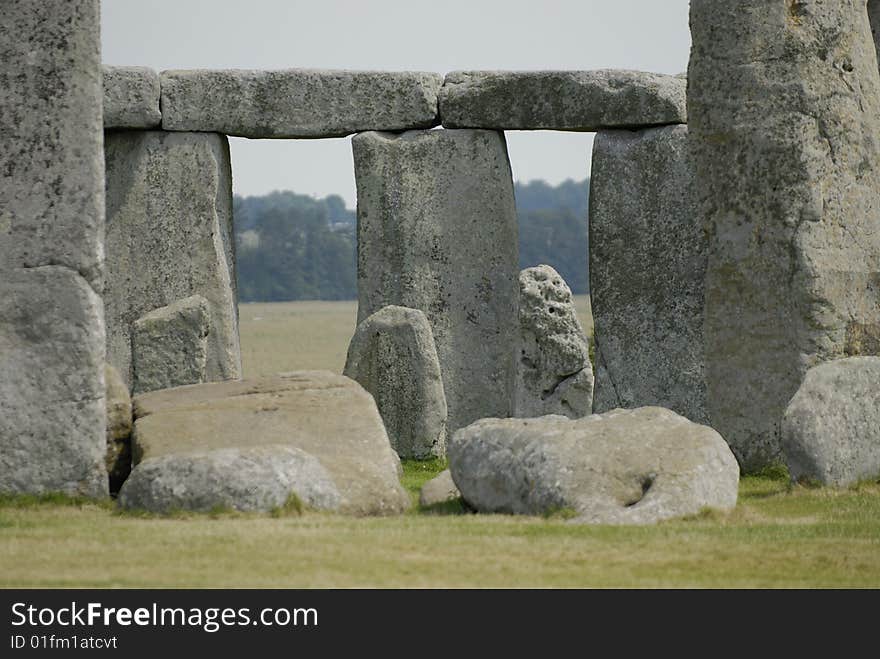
<box><xmin>589</xmin><ymin>125</ymin><xmax>706</xmax><ymax>424</ymax></box>
<box><xmin>105</xmin><ymin>364</ymin><xmax>132</xmax><ymax>495</ymax></box>
<box><xmin>354</xmin><ymin>129</ymin><xmax>519</xmax><ymax>434</ymax></box>
<box><xmin>689</xmin><ymin>0</ymin><xmax>880</xmax><ymax>469</ymax></box>
<box><xmin>0</xmin><ymin>1</ymin><xmax>107</xmax><ymax>497</ymax></box>
<box><xmin>782</xmin><ymin>357</ymin><xmax>880</xmax><ymax>487</ymax></box>
<box><xmin>104</xmin><ymin>131</ymin><xmax>241</xmax><ymax>390</ymax></box>
<box><xmin>514</xmin><ymin>265</ymin><xmax>593</xmax><ymax>419</ymax></box>
<box><xmin>132</xmin><ymin>295</ymin><xmax>210</xmax><ymax>394</ymax></box>
<box><xmin>103</xmin><ymin>66</ymin><xmax>161</xmax><ymax>129</ymax></box>
<box><xmin>344</xmin><ymin>305</ymin><xmax>447</xmax><ymax>459</ymax></box>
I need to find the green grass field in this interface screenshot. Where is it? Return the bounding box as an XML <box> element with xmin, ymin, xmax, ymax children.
<box><xmin>1</xmin><ymin>298</ymin><xmax>878</xmax><ymax>588</ymax></box>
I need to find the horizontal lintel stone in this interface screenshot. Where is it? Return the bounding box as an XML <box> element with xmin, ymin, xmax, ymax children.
<box><xmin>439</xmin><ymin>70</ymin><xmax>687</xmax><ymax>131</ymax></box>
<box><xmin>103</xmin><ymin>66</ymin><xmax>161</xmax><ymax>129</ymax></box>
<box><xmin>160</xmin><ymin>69</ymin><xmax>443</xmax><ymax>138</ymax></box>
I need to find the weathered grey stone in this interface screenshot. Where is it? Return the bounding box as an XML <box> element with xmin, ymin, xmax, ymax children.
<box><xmin>449</xmin><ymin>407</ymin><xmax>739</xmax><ymax>525</ymax></box>
<box><xmin>0</xmin><ymin>0</ymin><xmax>105</xmax><ymax>289</ymax></box>
<box><xmin>0</xmin><ymin>268</ymin><xmax>107</xmax><ymax>497</ymax></box>
<box><xmin>419</xmin><ymin>469</ymin><xmax>461</xmax><ymax>507</ymax></box>
<box><xmin>440</xmin><ymin>70</ymin><xmax>687</xmax><ymax>131</ymax></box>
<box><xmin>132</xmin><ymin>296</ymin><xmax>210</xmax><ymax>394</ymax></box>
<box><xmin>103</xmin><ymin>66</ymin><xmax>161</xmax><ymax>129</ymax></box>
<box><xmin>105</xmin><ymin>364</ymin><xmax>132</xmax><ymax>494</ymax></box>
<box><xmin>119</xmin><ymin>446</ymin><xmax>342</xmax><ymax>513</ymax></box>
<box><xmin>782</xmin><ymin>357</ymin><xmax>880</xmax><ymax>487</ymax></box>
<box><xmin>689</xmin><ymin>0</ymin><xmax>880</xmax><ymax>470</ymax></box>
<box><xmin>131</xmin><ymin>371</ymin><xmax>410</xmax><ymax>515</ymax></box>
<box><xmin>104</xmin><ymin>131</ymin><xmax>240</xmax><ymax>390</ymax></box>
<box><xmin>160</xmin><ymin>69</ymin><xmax>442</xmax><ymax>138</ymax></box>
<box><xmin>514</xmin><ymin>265</ymin><xmax>593</xmax><ymax>419</ymax></box>
<box><xmin>354</xmin><ymin>129</ymin><xmax>519</xmax><ymax>435</ymax></box>
<box><xmin>344</xmin><ymin>305</ymin><xmax>447</xmax><ymax>459</ymax></box>
<box><xmin>869</xmin><ymin>1</ymin><xmax>880</xmax><ymax>67</ymax></box>
<box><xmin>0</xmin><ymin>1</ymin><xmax>107</xmax><ymax>498</ymax></box>
<box><xmin>590</xmin><ymin>125</ymin><xmax>706</xmax><ymax>424</ymax></box>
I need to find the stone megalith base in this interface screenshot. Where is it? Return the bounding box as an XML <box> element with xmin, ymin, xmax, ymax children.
<box><xmin>514</xmin><ymin>265</ymin><xmax>593</xmax><ymax>419</ymax></box>
<box><xmin>354</xmin><ymin>129</ymin><xmax>519</xmax><ymax>435</ymax></box>
<box><xmin>104</xmin><ymin>130</ymin><xmax>241</xmax><ymax>391</ymax></box>
<box><xmin>689</xmin><ymin>0</ymin><xmax>880</xmax><ymax>469</ymax></box>
<box><xmin>589</xmin><ymin>125</ymin><xmax>706</xmax><ymax>424</ymax></box>
<box><xmin>344</xmin><ymin>305</ymin><xmax>447</xmax><ymax>460</ymax></box>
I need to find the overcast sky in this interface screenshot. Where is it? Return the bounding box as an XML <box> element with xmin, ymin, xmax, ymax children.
<box><xmin>102</xmin><ymin>0</ymin><xmax>691</xmax><ymax>207</ymax></box>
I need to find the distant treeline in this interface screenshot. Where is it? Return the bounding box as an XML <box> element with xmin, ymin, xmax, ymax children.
<box><xmin>234</xmin><ymin>178</ymin><xmax>589</xmax><ymax>302</ymax></box>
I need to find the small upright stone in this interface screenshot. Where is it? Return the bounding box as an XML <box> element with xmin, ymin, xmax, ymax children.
<box><xmin>782</xmin><ymin>357</ymin><xmax>880</xmax><ymax>487</ymax></box>
<box><xmin>103</xmin><ymin>66</ymin><xmax>161</xmax><ymax>129</ymax></box>
<box><xmin>354</xmin><ymin>129</ymin><xmax>519</xmax><ymax>434</ymax></box>
<box><xmin>132</xmin><ymin>296</ymin><xmax>210</xmax><ymax>395</ymax></box>
<box><xmin>419</xmin><ymin>470</ymin><xmax>461</xmax><ymax>508</ymax></box>
<box><xmin>105</xmin><ymin>364</ymin><xmax>133</xmax><ymax>494</ymax></box>
<box><xmin>590</xmin><ymin>125</ymin><xmax>706</xmax><ymax>424</ymax></box>
<box><xmin>344</xmin><ymin>306</ymin><xmax>447</xmax><ymax>460</ymax></box>
<box><xmin>514</xmin><ymin>265</ymin><xmax>593</xmax><ymax>418</ymax></box>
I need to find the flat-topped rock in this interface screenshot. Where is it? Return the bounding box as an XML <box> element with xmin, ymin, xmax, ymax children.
<box><xmin>440</xmin><ymin>70</ymin><xmax>686</xmax><ymax>131</ymax></box>
<box><xmin>449</xmin><ymin>407</ymin><xmax>739</xmax><ymax>525</ymax></box>
<box><xmin>160</xmin><ymin>69</ymin><xmax>442</xmax><ymax>138</ymax></box>
<box><xmin>131</xmin><ymin>371</ymin><xmax>410</xmax><ymax>516</ymax></box>
<box><xmin>782</xmin><ymin>357</ymin><xmax>880</xmax><ymax>487</ymax></box>
<box><xmin>103</xmin><ymin>66</ymin><xmax>161</xmax><ymax>129</ymax></box>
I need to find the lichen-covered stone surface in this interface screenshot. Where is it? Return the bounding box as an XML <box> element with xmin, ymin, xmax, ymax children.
<box><xmin>119</xmin><ymin>446</ymin><xmax>342</xmax><ymax>514</ymax></box>
<box><xmin>354</xmin><ymin>129</ymin><xmax>519</xmax><ymax>435</ymax></box>
<box><xmin>344</xmin><ymin>305</ymin><xmax>447</xmax><ymax>459</ymax></box>
<box><xmin>782</xmin><ymin>357</ymin><xmax>880</xmax><ymax>487</ymax></box>
<box><xmin>103</xmin><ymin>66</ymin><xmax>161</xmax><ymax>129</ymax></box>
<box><xmin>0</xmin><ymin>1</ymin><xmax>107</xmax><ymax>497</ymax></box>
<box><xmin>590</xmin><ymin>125</ymin><xmax>706</xmax><ymax>424</ymax></box>
<box><xmin>161</xmin><ymin>69</ymin><xmax>442</xmax><ymax>138</ymax></box>
<box><xmin>440</xmin><ymin>70</ymin><xmax>686</xmax><ymax>130</ymax></box>
<box><xmin>514</xmin><ymin>265</ymin><xmax>593</xmax><ymax>419</ymax></box>
<box><xmin>449</xmin><ymin>407</ymin><xmax>739</xmax><ymax>525</ymax></box>
<box><xmin>130</xmin><ymin>371</ymin><xmax>410</xmax><ymax>516</ymax></box>
<box><xmin>132</xmin><ymin>295</ymin><xmax>210</xmax><ymax>395</ymax></box>
<box><xmin>104</xmin><ymin>130</ymin><xmax>240</xmax><ymax>390</ymax></box>
<box><xmin>689</xmin><ymin>0</ymin><xmax>880</xmax><ymax>469</ymax></box>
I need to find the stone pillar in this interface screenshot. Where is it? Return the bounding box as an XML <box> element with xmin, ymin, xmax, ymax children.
<box><xmin>589</xmin><ymin>125</ymin><xmax>706</xmax><ymax>425</ymax></box>
<box><xmin>689</xmin><ymin>0</ymin><xmax>880</xmax><ymax>470</ymax></box>
<box><xmin>104</xmin><ymin>131</ymin><xmax>241</xmax><ymax>389</ymax></box>
<box><xmin>354</xmin><ymin>129</ymin><xmax>519</xmax><ymax>434</ymax></box>
<box><xmin>0</xmin><ymin>0</ymin><xmax>108</xmax><ymax>496</ymax></box>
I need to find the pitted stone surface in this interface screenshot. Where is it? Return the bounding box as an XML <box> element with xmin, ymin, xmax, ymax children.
<box><xmin>161</xmin><ymin>69</ymin><xmax>442</xmax><ymax>138</ymax></box>
<box><xmin>103</xmin><ymin>66</ymin><xmax>161</xmax><ymax>129</ymax></box>
<box><xmin>354</xmin><ymin>129</ymin><xmax>519</xmax><ymax>435</ymax></box>
<box><xmin>104</xmin><ymin>130</ymin><xmax>240</xmax><ymax>390</ymax></box>
<box><xmin>515</xmin><ymin>265</ymin><xmax>593</xmax><ymax>419</ymax></box>
<box><xmin>440</xmin><ymin>70</ymin><xmax>686</xmax><ymax>130</ymax></box>
<box><xmin>689</xmin><ymin>0</ymin><xmax>880</xmax><ymax>469</ymax></box>
<box><xmin>590</xmin><ymin>125</ymin><xmax>706</xmax><ymax>424</ymax></box>
<box><xmin>344</xmin><ymin>305</ymin><xmax>447</xmax><ymax>459</ymax></box>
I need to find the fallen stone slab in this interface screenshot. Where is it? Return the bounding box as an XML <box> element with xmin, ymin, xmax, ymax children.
<box><xmin>344</xmin><ymin>305</ymin><xmax>447</xmax><ymax>459</ymax></box>
<box><xmin>119</xmin><ymin>446</ymin><xmax>342</xmax><ymax>513</ymax></box>
<box><xmin>354</xmin><ymin>129</ymin><xmax>519</xmax><ymax>435</ymax></box>
<box><xmin>132</xmin><ymin>295</ymin><xmax>210</xmax><ymax>395</ymax></box>
<box><xmin>105</xmin><ymin>364</ymin><xmax>133</xmax><ymax>495</ymax></box>
<box><xmin>419</xmin><ymin>469</ymin><xmax>461</xmax><ymax>508</ymax></box>
<box><xmin>0</xmin><ymin>267</ymin><xmax>107</xmax><ymax>497</ymax></box>
<box><xmin>514</xmin><ymin>265</ymin><xmax>593</xmax><ymax>419</ymax></box>
<box><xmin>160</xmin><ymin>69</ymin><xmax>442</xmax><ymax>138</ymax></box>
<box><xmin>103</xmin><ymin>66</ymin><xmax>161</xmax><ymax>129</ymax></box>
<box><xmin>782</xmin><ymin>357</ymin><xmax>880</xmax><ymax>487</ymax></box>
<box><xmin>440</xmin><ymin>70</ymin><xmax>686</xmax><ymax>131</ymax></box>
<box><xmin>590</xmin><ymin>125</ymin><xmax>706</xmax><ymax>423</ymax></box>
<box><xmin>131</xmin><ymin>371</ymin><xmax>410</xmax><ymax>515</ymax></box>
<box><xmin>449</xmin><ymin>407</ymin><xmax>739</xmax><ymax>525</ymax></box>
<box><xmin>104</xmin><ymin>130</ymin><xmax>241</xmax><ymax>390</ymax></box>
